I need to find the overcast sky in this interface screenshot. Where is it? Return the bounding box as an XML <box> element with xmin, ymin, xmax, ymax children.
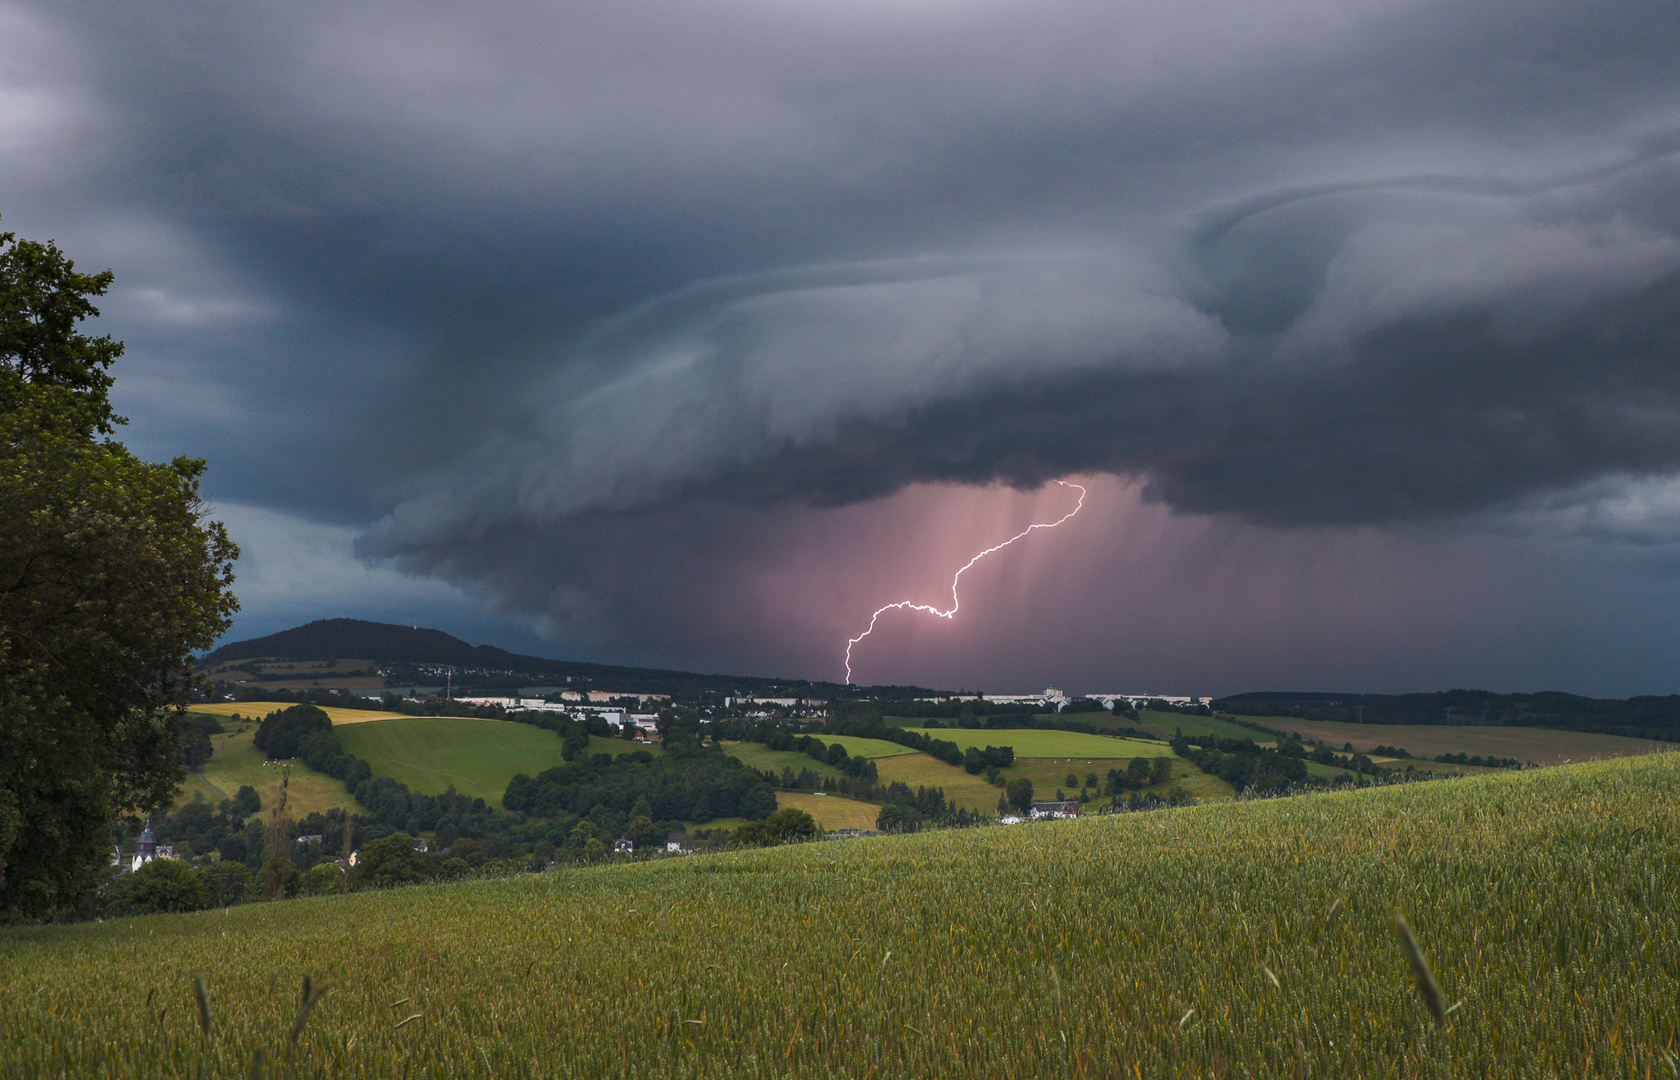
<box><xmin>5</xmin><ymin>0</ymin><xmax>1679</xmax><ymax>695</ymax></box>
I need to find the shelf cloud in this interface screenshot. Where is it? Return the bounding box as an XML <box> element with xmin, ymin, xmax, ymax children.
<box><xmin>6</xmin><ymin>0</ymin><xmax>1680</xmax><ymax>688</ymax></box>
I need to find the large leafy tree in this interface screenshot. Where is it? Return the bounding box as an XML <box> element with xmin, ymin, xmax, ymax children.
<box><xmin>0</xmin><ymin>219</ymin><xmax>239</xmax><ymax>919</ymax></box>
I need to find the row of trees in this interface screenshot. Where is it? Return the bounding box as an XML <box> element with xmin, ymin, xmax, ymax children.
<box><xmin>503</xmin><ymin>745</ymin><xmax>780</xmax><ymax>824</ymax></box>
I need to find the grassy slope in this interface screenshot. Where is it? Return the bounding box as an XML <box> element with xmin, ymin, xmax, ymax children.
<box><xmin>335</xmin><ymin>717</ymin><xmax>566</xmax><ymax>806</ymax></box>
<box><xmin>1239</xmin><ymin>714</ymin><xmax>1677</xmax><ymax>764</ymax></box>
<box><xmin>180</xmin><ymin>718</ymin><xmax>362</xmax><ymax>818</ymax></box>
<box><xmin>719</xmin><ymin>742</ymin><xmax>846</xmax><ymax>784</ymax></box>
<box><xmin>904</xmin><ymin>727</ymin><xmax>1168</xmax><ymax>758</ymax></box>
<box><xmin>7</xmin><ymin>755</ymin><xmax>1677</xmax><ymax>1078</ymax></box>
<box><xmin>873</xmin><ymin>753</ymin><xmax>1003</xmax><ymax>813</ymax></box>
<box><xmin>775</xmin><ymin>792</ymin><xmax>881</xmax><ymax>830</ymax></box>
<box><xmin>821</xmin><ymin>735</ymin><xmax>917</xmax><ymax>758</ymax></box>
<box><xmin>1138</xmin><ymin>710</ymin><xmax>1272</xmax><ymax>742</ymax></box>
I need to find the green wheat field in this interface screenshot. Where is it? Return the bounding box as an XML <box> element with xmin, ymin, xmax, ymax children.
<box><xmin>3</xmin><ymin>754</ymin><xmax>1677</xmax><ymax>1078</ymax></box>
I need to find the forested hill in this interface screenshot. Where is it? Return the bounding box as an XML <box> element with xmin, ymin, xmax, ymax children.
<box><xmin>1215</xmin><ymin>689</ymin><xmax>1680</xmax><ymax>742</ymax></box>
<box><xmin>199</xmin><ymin>618</ymin><xmax>878</xmax><ymax>697</ymax></box>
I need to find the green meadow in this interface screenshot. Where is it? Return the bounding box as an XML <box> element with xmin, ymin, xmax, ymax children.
<box><xmin>1139</xmin><ymin>710</ymin><xmax>1273</xmax><ymax>742</ymax></box>
<box><xmin>4</xmin><ymin>754</ymin><xmax>1676</xmax><ymax>1077</ymax></box>
<box><xmin>904</xmin><ymin>727</ymin><xmax>1167</xmax><ymax>758</ymax></box>
<box><xmin>180</xmin><ymin>715</ymin><xmax>362</xmax><ymax>819</ymax></box>
<box><xmin>820</xmin><ymin>735</ymin><xmax>918</xmax><ymax>758</ymax></box>
<box><xmin>720</xmin><ymin>742</ymin><xmax>847</xmax><ymax>784</ymax></box>
<box><xmin>334</xmin><ymin>717</ymin><xmax>567</xmax><ymax>807</ymax></box>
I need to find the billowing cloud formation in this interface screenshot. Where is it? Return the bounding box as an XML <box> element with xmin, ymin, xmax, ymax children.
<box><xmin>4</xmin><ymin>0</ymin><xmax>1679</xmax><ymax>688</ymax></box>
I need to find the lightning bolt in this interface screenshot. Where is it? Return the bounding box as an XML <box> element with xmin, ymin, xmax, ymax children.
<box><xmin>844</xmin><ymin>479</ymin><xmax>1088</xmax><ymax>684</ymax></box>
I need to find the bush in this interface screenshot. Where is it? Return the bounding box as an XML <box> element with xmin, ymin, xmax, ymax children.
<box><xmin>199</xmin><ymin>860</ymin><xmax>253</xmax><ymax>906</ymax></box>
<box><xmin>449</xmin><ymin>837</ymin><xmax>486</xmax><ymax>867</ymax></box>
<box><xmin>350</xmin><ymin>833</ymin><xmax>431</xmax><ymax>890</ymax></box>
<box><xmin>735</xmin><ymin>808</ymin><xmax>820</xmax><ymax>847</ymax></box>
<box><xmin>104</xmin><ymin>859</ymin><xmax>213</xmax><ymax>917</ymax></box>
<box><xmin>297</xmin><ymin>863</ymin><xmax>344</xmax><ymax>897</ymax></box>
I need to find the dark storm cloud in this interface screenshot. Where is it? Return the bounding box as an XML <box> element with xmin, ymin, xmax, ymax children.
<box><xmin>6</xmin><ymin>0</ymin><xmax>1680</xmax><ymax>663</ymax></box>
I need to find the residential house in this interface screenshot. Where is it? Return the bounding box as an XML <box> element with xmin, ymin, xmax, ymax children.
<box><xmin>1029</xmin><ymin>800</ymin><xmax>1082</xmax><ymax>820</ymax></box>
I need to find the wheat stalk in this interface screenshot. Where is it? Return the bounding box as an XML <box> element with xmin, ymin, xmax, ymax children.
<box><xmin>1393</xmin><ymin>915</ymin><xmax>1447</xmax><ymax>1025</ymax></box>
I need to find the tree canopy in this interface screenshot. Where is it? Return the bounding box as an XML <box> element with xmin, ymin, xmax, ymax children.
<box><xmin>0</xmin><ymin>218</ymin><xmax>239</xmax><ymax>919</ymax></box>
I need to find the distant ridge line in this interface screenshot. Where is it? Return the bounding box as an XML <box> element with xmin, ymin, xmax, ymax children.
<box><xmin>199</xmin><ymin>618</ymin><xmax>938</xmax><ymax>697</ymax></box>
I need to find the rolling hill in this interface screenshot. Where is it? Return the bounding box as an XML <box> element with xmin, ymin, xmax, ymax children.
<box><xmin>200</xmin><ymin>618</ymin><xmax>932</xmax><ymax>698</ymax></box>
<box><xmin>11</xmin><ymin>753</ymin><xmax>1677</xmax><ymax>1077</ymax></box>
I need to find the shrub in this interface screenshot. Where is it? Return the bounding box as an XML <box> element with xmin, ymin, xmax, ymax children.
<box><xmin>297</xmin><ymin>863</ymin><xmax>344</xmax><ymax>897</ymax></box>
<box><xmin>104</xmin><ymin>859</ymin><xmax>213</xmax><ymax>917</ymax></box>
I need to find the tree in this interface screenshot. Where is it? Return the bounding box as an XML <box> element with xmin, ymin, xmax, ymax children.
<box><xmin>735</xmin><ymin>808</ymin><xmax>820</xmax><ymax>846</ymax></box>
<box><xmin>296</xmin><ymin>863</ymin><xmax>344</xmax><ymax>897</ymax></box>
<box><xmin>738</xmin><ymin>786</ymin><xmax>778</xmax><ymax>821</ymax></box>
<box><xmin>104</xmin><ymin>859</ymin><xmax>213</xmax><ymax>917</ymax></box>
<box><xmin>876</xmin><ymin>803</ymin><xmax>908</xmax><ymax>833</ymax></box>
<box><xmin>1006</xmin><ymin>778</ymin><xmax>1034</xmax><ymax>815</ymax></box>
<box><xmin>350</xmin><ymin>833</ymin><xmax>430</xmax><ymax>889</ymax></box>
<box><xmin>0</xmin><ymin>220</ymin><xmax>239</xmax><ymax>919</ymax></box>
<box><xmin>261</xmin><ymin>770</ymin><xmax>293</xmax><ymax>901</ymax></box>
<box><xmin>448</xmin><ymin>837</ymin><xmax>486</xmax><ymax>868</ymax></box>
<box><xmin>199</xmin><ymin>860</ymin><xmax>253</xmax><ymax>906</ymax></box>
<box><xmin>233</xmin><ymin>786</ymin><xmax>261</xmax><ymax>816</ymax></box>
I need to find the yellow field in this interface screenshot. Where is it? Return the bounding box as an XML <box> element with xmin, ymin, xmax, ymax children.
<box><xmin>775</xmin><ymin>791</ymin><xmax>882</xmax><ymax>830</ymax></box>
<box><xmin>189</xmin><ymin>701</ymin><xmax>412</xmax><ymax>724</ymax></box>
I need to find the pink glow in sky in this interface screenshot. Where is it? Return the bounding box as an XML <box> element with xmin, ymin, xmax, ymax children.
<box><xmin>705</xmin><ymin>475</ymin><xmax>1633</xmax><ymax>696</ymax></box>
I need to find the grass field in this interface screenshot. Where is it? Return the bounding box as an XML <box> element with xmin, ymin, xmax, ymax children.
<box><xmin>1139</xmin><ymin>710</ymin><xmax>1273</xmax><ymax>742</ymax></box>
<box><xmin>905</xmin><ymin>727</ymin><xmax>1169</xmax><ymax>758</ymax></box>
<box><xmin>821</xmin><ymin>735</ymin><xmax>918</xmax><ymax>758</ymax></box>
<box><xmin>335</xmin><ymin>718</ymin><xmax>566</xmax><ymax>806</ymax></box>
<box><xmin>6</xmin><ymin>754</ymin><xmax>1677</xmax><ymax>1077</ymax></box>
<box><xmin>1238</xmin><ymin>714</ymin><xmax>1677</xmax><ymax>765</ymax></box>
<box><xmin>719</xmin><ymin>742</ymin><xmax>846</xmax><ymax>784</ymax></box>
<box><xmin>583</xmin><ymin>735</ymin><xmax>664</xmax><ymax>758</ymax></box>
<box><xmin>180</xmin><ymin>720</ymin><xmax>362</xmax><ymax>818</ymax></box>
<box><xmin>872</xmin><ymin>753</ymin><xmax>1004</xmax><ymax>814</ymax></box>
<box><xmin>775</xmin><ymin>792</ymin><xmax>882</xmax><ymax>830</ymax></box>
<box><xmin>190</xmin><ymin>701</ymin><xmax>414</xmax><ymax>724</ymax></box>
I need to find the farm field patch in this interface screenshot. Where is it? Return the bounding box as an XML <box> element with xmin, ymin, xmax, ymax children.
<box><xmin>872</xmin><ymin>753</ymin><xmax>1003</xmax><ymax>814</ymax></box>
<box><xmin>1006</xmin><ymin>757</ymin><xmax>1136</xmax><ymax>801</ymax></box>
<box><xmin>336</xmin><ymin>717</ymin><xmax>565</xmax><ymax>807</ymax></box>
<box><xmin>1236</xmin><ymin>715</ymin><xmax>1676</xmax><ymax>765</ymax></box>
<box><xmin>1138</xmin><ymin>710</ymin><xmax>1271</xmax><ymax>742</ymax></box>
<box><xmin>775</xmin><ymin>791</ymin><xmax>881</xmax><ymax>830</ymax></box>
<box><xmin>820</xmin><ymin>734</ymin><xmax>917</xmax><ymax>758</ymax></box>
<box><xmin>181</xmin><ymin>720</ymin><xmax>362</xmax><ymax>818</ymax></box>
<box><xmin>904</xmin><ymin>727</ymin><xmax>1169</xmax><ymax>758</ymax></box>
<box><xmin>189</xmin><ymin>701</ymin><xmax>413</xmax><ymax>724</ymax></box>
<box><xmin>718</xmin><ymin>742</ymin><xmax>845</xmax><ymax>784</ymax></box>
<box><xmin>9</xmin><ymin>755</ymin><xmax>1677</xmax><ymax>1077</ymax></box>
<box><xmin>583</xmin><ymin>735</ymin><xmax>664</xmax><ymax>758</ymax></box>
